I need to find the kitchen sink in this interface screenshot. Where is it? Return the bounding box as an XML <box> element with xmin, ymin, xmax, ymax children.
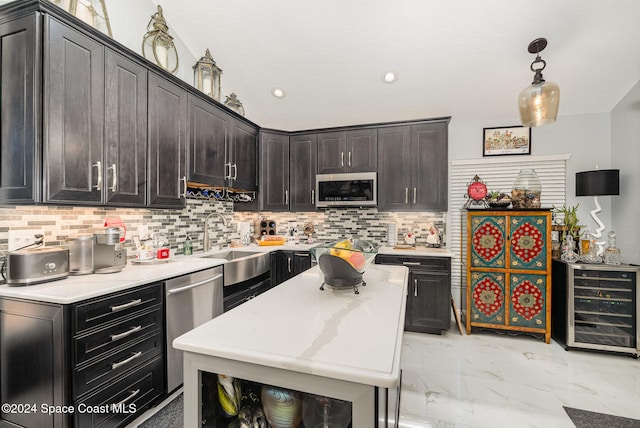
<box><xmin>201</xmin><ymin>250</ymin><xmax>270</xmax><ymax>286</ymax></box>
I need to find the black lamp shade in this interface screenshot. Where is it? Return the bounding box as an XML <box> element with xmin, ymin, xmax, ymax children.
<box><xmin>575</xmin><ymin>169</ymin><xmax>620</xmax><ymax>196</ymax></box>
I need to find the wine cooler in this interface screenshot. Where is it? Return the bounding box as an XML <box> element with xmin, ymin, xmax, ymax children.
<box><xmin>552</xmin><ymin>260</ymin><xmax>639</xmax><ymax>356</ymax></box>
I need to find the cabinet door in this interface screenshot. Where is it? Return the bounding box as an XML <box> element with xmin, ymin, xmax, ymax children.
<box><xmin>104</xmin><ymin>48</ymin><xmax>147</xmax><ymax>206</ymax></box>
<box><xmin>293</xmin><ymin>251</ymin><xmax>312</xmax><ymax>275</ymax></box>
<box><xmin>407</xmin><ymin>271</ymin><xmax>451</xmax><ymax>333</ymax></box>
<box><xmin>469</xmin><ymin>271</ymin><xmax>506</xmax><ymax>326</ymax></box>
<box><xmin>147</xmin><ymin>72</ymin><xmax>187</xmax><ymax>207</ymax></box>
<box><xmin>0</xmin><ymin>299</ymin><xmax>69</xmax><ymax>428</ymax></box>
<box><xmin>509</xmin><ymin>214</ymin><xmax>548</xmax><ymax>271</ymax></box>
<box><xmin>317</xmin><ymin>131</ymin><xmax>345</xmax><ymax>174</ymax></box>
<box><xmin>187</xmin><ymin>94</ymin><xmax>228</xmax><ymax>187</ymax></box>
<box><xmin>276</xmin><ymin>251</ymin><xmax>295</xmax><ymax>284</ymax></box>
<box><xmin>0</xmin><ymin>14</ymin><xmax>39</xmax><ymax>204</ymax></box>
<box><xmin>509</xmin><ymin>273</ymin><xmax>547</xmax><ymax>329</ymax></box>
<box><xmin>290</xmin><ymin>133</ymin><xmax>317</xmax><ymax>211</ymax></box>
<box><xmin>230</xmin><ymin>119</ymin><xmax>258</xmax><ymax>191</ymax></box>
<box><xmin>411</xmin><ymin>122</ymin><xmax>448</xmax><ymax>210</ymax></box>
<box><xmin>469</xmin><ymin>214</ymin><xmax>507</xmax><ymax>269</ymax></box>
<box><xmin>346</xmin><ymin>128</ymin><xmax>377</xmax><ymax>172</ymax></box>
<box><xmin>44</xmin><ymin>16</ymin><xmax>104</xmax><ymax>204</ymax></box>
<box><xmin>259</xmin><ymin>132</ymin><xmax>289</xmax><ymax>212</ymax></box>
<box><xmin>377</xmin><ymin>126</ymin><xmax>411</xmax><ymax>211</ymax></box>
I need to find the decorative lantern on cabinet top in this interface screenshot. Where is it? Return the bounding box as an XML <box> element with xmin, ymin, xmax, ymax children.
<box><xmin>142</xmin><ymin>5</ymin><xmax>179</xmax><ymax>74</ymax></box>
<box><xmin>193</xmin><ymin>49</ymin><xmax>223</xmax><ymax>102</ymax></box>
<box><xmin>224</xmin><ymin>93</ymin><xmax>245</xmax><ymax>116</ymax></box>
<box><xmin>49</xmin><ymin>0</ymin><xmax>112</xmax><ymax>37</ymax></box>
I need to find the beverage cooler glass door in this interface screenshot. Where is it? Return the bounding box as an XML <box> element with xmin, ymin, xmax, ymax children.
<box><xmin>568</xmin><ymin>265</ymin><xmax>638</xmax><ymax>353</ymax></box>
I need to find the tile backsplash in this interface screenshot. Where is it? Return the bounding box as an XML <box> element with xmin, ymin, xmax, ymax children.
<box><xmin>0</xmin><ymin>199</ymin><xmax>446</xmax><ymax>257</ymax></box>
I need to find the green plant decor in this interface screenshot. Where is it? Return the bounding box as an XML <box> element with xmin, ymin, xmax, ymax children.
<box><xmin>552</xmin><ymin>204</ymin><xmax>583</xmax><ymax>241</ymax></box>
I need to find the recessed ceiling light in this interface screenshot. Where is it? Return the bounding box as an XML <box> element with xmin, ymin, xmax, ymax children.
<box><xmin>382</xmin><ymin>71</ymin><xmax>398</xmax><ymax>83</ymax></box>
<box><xmin>271</xmin><ymin>87</ymin><xmax>286</xmax><ymax>98</ymax></box>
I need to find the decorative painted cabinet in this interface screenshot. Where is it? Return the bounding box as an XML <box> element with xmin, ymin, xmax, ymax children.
<box><xmin>465</xmin><ymin>210</ymin><xmax>552</xmax><ymax>343</ymax></box>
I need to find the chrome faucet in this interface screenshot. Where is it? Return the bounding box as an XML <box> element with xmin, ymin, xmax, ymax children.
<box><xmin>203</xmin><ymin>212</ymin><xmax>228</xmax><ymax>252</ymax></box>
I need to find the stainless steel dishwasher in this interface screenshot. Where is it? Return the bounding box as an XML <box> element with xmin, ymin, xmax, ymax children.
<box><xmin>164</xmin><ymin>266</ymin><xmax>223</xmax><ymax>392</ymax></box>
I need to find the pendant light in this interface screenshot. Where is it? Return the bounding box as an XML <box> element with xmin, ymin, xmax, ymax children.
<box><xmin>518</xmin><ymin>38</ymin><xmax>560</xmax><ymax>127</ymax></box>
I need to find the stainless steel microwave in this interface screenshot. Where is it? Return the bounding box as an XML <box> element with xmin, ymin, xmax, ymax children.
<box><xmin>315</xmin><ymin>172</ymin><xmax>377</xmax><ymax>207</ymax></box>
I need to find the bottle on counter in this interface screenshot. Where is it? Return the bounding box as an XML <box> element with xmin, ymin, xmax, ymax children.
<box><xmin>183</xmin><ymin>236</ymin><xmax>193</xmax><ymax>255</ymax></box>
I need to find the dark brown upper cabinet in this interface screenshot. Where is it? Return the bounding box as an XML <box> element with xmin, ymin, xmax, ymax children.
<box><xmin>187</xmin><ymin>93</ymin><xmax>257</xmax><ymax>191</ymax></box>
<box><xmin>147</xmin><ymin>72</ymin><xmax>188</xmax><ymax>208</ymax></box>
<box><xmin>43</xmin><ymin>16</ymin><xmax>104</xmax><ymax>204</ymax></box>
<box><xmin>377</xmin><ymin>120</ymin><xmax>448</xmax><ymax>211</ymax></box>
<box><xmin>0</xmin><ymin>14</ymin><xmax>39</xmax><ymax>205</ymax></box>
<box><xmin>259</xmin><ymin>131</ymin><xmax>290</xmax><ymax>212</ymax></box>
<box><xmin>317</xmin><ymin>128</ymin><xmax>377</xmax><ymax>174</ymax></box>
<box><xmin>289</xmin><ymin>133</ymin><xmax>317</xmax><ymax>212</ymax></box>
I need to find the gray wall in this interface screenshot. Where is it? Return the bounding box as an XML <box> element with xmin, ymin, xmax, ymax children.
<box><xmin>611</xmin><ymin>80</ymin><xmax>640</xmax><ymax>264</ymax></box>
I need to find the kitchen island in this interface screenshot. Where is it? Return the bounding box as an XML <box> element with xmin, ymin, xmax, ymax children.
<box><xmin>173</xmin><ymin>263</ymin><xmax>409</xmax><ymax>427</ymax></box>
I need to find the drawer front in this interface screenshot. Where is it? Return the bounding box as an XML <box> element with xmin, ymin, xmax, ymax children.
<box><xmin>376</xmin><ymin>255</ymin><xmax>450</xmax><ymax>271</ymax></box>
<box><xmin>74</xmin><ymin>283</ymin><xmax>163</xmax><ymax>333</ymax></box>
<box><xmin>74</xmin><ymin>307</ymin><xmax>162</xmax><ymax>366</ymax></box>
<box><xmin>75</xmin><ymin>332</ymin><xmax>163</xmax><ymax>397</ymax></box>
<box><xmin>75</xmin><ymin>355</ymin><xmax>164</xmax><ymax>428</ymax></box>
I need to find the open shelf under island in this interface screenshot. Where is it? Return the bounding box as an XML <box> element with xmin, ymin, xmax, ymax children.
<box><xmin>173</xmin><ymin>264</ymin><xmax>409</xmax><ymax>428</ymax></box>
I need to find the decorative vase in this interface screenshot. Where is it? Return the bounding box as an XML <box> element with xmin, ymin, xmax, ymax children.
<box><xmin>511</xmin><ymin>168</ymin><xmax>542</xmax><ymax>208</ymax></box>
<box><xmin>261</xmin><ymin>386</ymin><xmax>303</xmax><ymax>428</ymax></box>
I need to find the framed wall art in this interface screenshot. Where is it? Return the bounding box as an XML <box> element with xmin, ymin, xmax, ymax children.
<box><xmin>482</xmin><ymin>126</ymin><xmax>531</xmax><ymax>156</ymax></box>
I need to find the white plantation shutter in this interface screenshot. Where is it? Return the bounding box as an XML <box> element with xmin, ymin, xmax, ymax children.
<box><xmin>449</xmin><ymin>154</ymin><xmax>570</xmax><ymax>311</ymax></box>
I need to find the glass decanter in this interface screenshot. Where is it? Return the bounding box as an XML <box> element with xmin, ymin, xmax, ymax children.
<box><xmin>604</xmin><ymin>230</ymin><xmax>621</xmax><ymax>265</ymax></box>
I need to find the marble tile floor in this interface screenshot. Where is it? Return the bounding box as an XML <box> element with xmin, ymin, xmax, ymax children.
<box><xmin>129</xmin><ymin>329</ymin><xmax>640</xmax><ymax>428</ymax></box>
<box><xmin>399</xmin><ymin>330</ymin><xmax>640</xmax><ymax>428</ymax></box>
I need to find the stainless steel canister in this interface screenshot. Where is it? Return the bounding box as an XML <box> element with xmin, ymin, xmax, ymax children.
<box><xmin>67</xmin><ymin>234</ymin><xmax>94</xmax><ymax>275</ymax></box>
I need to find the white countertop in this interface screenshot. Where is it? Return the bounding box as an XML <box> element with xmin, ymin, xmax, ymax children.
<box><xmin>0</xmin><ymin>241</ymin><xmax>449</xmax><ymax>304</ymax></box>
<box><xmin>0</xmin><ymin>256</ymin><xmax>226</xmax><ymax>304</ymax></box>
<box><xmin>173</xmin><ymin>264</ymin><xmax>409</xmax><ymax>388</ymax></box>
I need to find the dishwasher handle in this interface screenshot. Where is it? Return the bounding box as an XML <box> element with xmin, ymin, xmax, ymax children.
<box><xmin>167</xmin><ymin>274</ymin><xmax>223</xmax><ymax>295</ymax></box>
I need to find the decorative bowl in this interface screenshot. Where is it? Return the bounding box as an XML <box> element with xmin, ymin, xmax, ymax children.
<box><xmin>488</xmin><ymin>200</ymin><xmax>511</xmax><ymax>208</ymax></box>
<box><xmin>309</xmin><ymin>239</ymin><xmax>378</xmax><ymax>293</ymax></box>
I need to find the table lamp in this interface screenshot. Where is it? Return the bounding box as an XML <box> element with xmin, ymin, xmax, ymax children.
<box><xmin>575</xmin><ymin>169</ymin><xmax>620</xmax><ymax>257</ymax></box>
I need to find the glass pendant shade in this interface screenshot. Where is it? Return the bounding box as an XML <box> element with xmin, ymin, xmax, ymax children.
<box><xmin>49</xmin><ymin>0</ymin><xmax>112</xmax><ymax>37</ymax></box>
<box><xmin>518</xmin><ymin>38</ymin><xmax>559</xmax><ymax>127</ymax></box>
<box><xmin>142</xmin><ymin>6</ymin><xmax>179</xmax><ymax>74</ymax></box>
<box><xmin>518</xmin><ymin>81</ymin><xmax>560</xmax><ymax>127</ymax></box>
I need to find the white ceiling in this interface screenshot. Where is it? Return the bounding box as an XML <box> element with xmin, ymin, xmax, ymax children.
<box><xmin>58</xmin><ymin>1</ymin><xmax>640</xmax><ymax>131</ymax></box>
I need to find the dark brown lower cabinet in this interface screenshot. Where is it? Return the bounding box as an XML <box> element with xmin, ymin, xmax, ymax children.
<box><xmin>376</xmin><ymin>255</ymin><xmax>452</xmax><ymax>334</ymax></box>
<box><xmin>272</xmin><ymin>250</ymin><xmax>313</xmax><ymax>286</ymax></box>
<box><xmin>0</xmin><ymin>283</ymin><xmax>164</xmax><ymax>428</ymax></box>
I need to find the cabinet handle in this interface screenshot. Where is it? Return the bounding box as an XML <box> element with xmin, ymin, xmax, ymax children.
<box><xmin>294</xmin><ymin>253</ymin><xmax>309</xmax><ymax>257</ymax></box>
<box><xmin>403</xmin><ymin>261</ymin><xmax>421</xmax><ymax>266</ymax></box>
<box><xmin>111</xmin><ymin>351</ymin><xmax>143</xmax><ymax>371</ymax></box>
<box><xmin>110</xmin><ymin>298</ymin><xmax>143</xmax><ymax>312</ymax></box>
<box><xmin>311</xmin><ymin>189</ymin><xmax>315</xmax><ymax>205</ymax></box>
<box><xmin>180</xmin><ymin>176</ymin><xmax>187</xmax><ymax>198</ymax></box>
<box><xmin>232</xmin><ymin>163</ymin><xmax>238</xmax><ymax>180</ymax></box>
<box><xmin>341</xmin><ymin>152</ymin><xmax>344</xmax><ymax>167</ymax></box>
<box><xmin>348</xmin><ymin>151</ymin><xmax>352</xmax><ymax>167</ymax></box>
<box><xmin>108</xmin><ymin>164</ymin><xmax>117</xmax><ymax>192</ymax></box>
<box><xmin>224</xmin><ymin>162</ymin><xmax>232</xmax><ymax>179</ymax></box>
<box><xmin>414</xmin><ymin>279</ymin><xmax>418</xmax><ymax>297</ymax></box>
<box><xmin>413</xmin><ymin>187</ymin><xmax>417</xmax><ymax>204</ymax></box>
<box><xmin>288</xmin><ymin>257</ymin><xmax>292</xmax><ymax>273</ymax></box>
<box><xmin>405</xmin><ymin>188</ymin><xmax>408</xmax><ymax>204</ymax></box>
<box><xmin>110</xmin><ymin>325</ymin><xmax>142</xmax><ymax>342</ymax></box>
<box><xmin>167</xmin><ymin>274</ymin><xmax>223</xmax><ymax>295</ymax></box>
<box><xmin>284</xmin><ymin>190</ymin><xmax>289</xmax><ymax>205</ymax></box>
<box><xmin>92</xmin><ymin>161</ymin><xmax>102</xmax><ymax>190</ymax></box>
<box><xmin>116</xmin><ymin>389</ymin><xmax>140</xmax><ymax>407</ymax></box>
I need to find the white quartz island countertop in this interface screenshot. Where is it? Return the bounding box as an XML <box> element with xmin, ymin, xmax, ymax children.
<box><xmin>173</xmin><ymin>264</ymin><xmax>409</xmax><ymax>388</ymax></box>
